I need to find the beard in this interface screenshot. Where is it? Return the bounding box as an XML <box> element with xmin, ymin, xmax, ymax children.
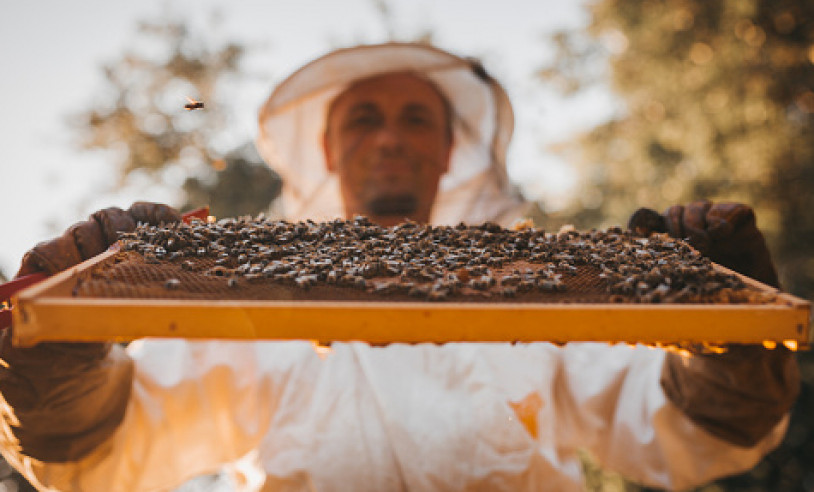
<box><xmin>366</xmin><ymin>194</ymin><xmax>418</xmax><ymax>216</ymax></box>
<box><xmin>361</xmin><ymin>151</ymin><xmax>421</xmax><ymax>216</ymax></box>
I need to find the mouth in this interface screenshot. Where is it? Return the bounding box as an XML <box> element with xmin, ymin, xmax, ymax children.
<box><xmin>367</xmin><ymin>194</ymin><xmax>418</xmax><ymax>216</ymax></box>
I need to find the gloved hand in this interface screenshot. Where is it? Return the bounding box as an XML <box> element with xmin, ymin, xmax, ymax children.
<box><xmin>15</xmin><ymin>201</ymin><xmax>181</xmax><ymax>278</ymax></box>
<box><xmin>660</xmin><ymin>344</ymin><xmax>799</xmax><ymax>447</ymax></box>
<box><xmin>628</xmin><ymin>200</ymin><xmax>779</xmax><ymax>287</ymax></box>
<box><xmin>630</xmin><ymin>202</ymin><xmax>798</xmax><ymax>448</ymax></box>
<box><xmin>0</xmin><ymin>201</ymin><xmax>178</xmax><ymax>462</ymax></box>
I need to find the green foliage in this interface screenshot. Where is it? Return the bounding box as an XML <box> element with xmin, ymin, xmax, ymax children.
<box><xmin>72</xmin><ymin>18</ymin><xmax>243</xmax><ymax>182</ymax></box>
<box><xmin>580</xmin><ymin>449</ymin><xmax>641</xmax><ymax>492</ymax></box>
<box><xmin>541</xmin><ymin>0</ymin><xmax>814</xmax><ymax>300</ymax></box>
<box><xmin>541</xmin><ymin>1</ymin><xmax>814</xmax><ymax>490</ymax></box>
<box><xmin>70</xmin><ymin>15</ymin><xmax>281</xmax><ymax>217</ymax></box>
<box><xmin>181</xmin><ymin>144</ymin><xmax>282</xmax><ymax>218</ymax></box>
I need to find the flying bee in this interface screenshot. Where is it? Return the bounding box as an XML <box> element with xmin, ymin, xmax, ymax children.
<box><xmin>184</xmin><ymin>97</ymin><xmax>205</xmax><ymax>110</ymax></box>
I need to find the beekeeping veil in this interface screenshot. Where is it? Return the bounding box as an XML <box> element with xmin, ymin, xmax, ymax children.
<box><xmin>256</xmin><ymin>42</ymin><xmax>527</xmax><ymax>225</ymax></box>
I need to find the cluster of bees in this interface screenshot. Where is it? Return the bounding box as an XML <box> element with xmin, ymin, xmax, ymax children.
<box><xmin>117</xmin><ymin>216</ymin><xmax>761</xmax><ymax>303</ymax></box>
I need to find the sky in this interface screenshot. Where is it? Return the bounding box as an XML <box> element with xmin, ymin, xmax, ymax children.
<box><xmin>0</xmin><ymin>0</ymin><xmax>617</xmax><ymax>277</ymax></box>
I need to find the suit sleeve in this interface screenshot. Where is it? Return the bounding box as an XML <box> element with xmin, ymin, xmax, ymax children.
<box><xmin>0</xmin><ymin>340</ymin><xmax>307</xmax><ymax>492</ymax></box>
<box><xmin>556</xmin><ymin>343</ymin><xmax>796</xmax><ymax>490</ymax></box>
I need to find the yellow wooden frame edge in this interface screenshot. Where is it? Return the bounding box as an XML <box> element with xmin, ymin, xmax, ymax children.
<box><xmin>12</xmin><ymin>249</ymin><xmax>811</xmax><ymax>347</ymax></box>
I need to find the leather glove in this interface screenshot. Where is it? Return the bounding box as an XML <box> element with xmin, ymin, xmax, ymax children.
<box><xmin>16</xmin><ymin>201</ymin><xmax>181</xmax><ymax>278</ymax></box>
<box><xmin>661</xmin><ymin>344</ymin><xmax>799</xmax><ymax>447</ymax></box>
<box><xmin>628</xmin><ymin>200</ymin><xmax>779</xmax><ymax>287</ymax></box>
<box><xmin>630</xmin><ymin>202</ymin><xmax>798</xmax><ymax>447</ymax></box>
<box><xmin>0</xmin><ymin>331</ymin><xmax>134</xmax><ymax>462</ymax></box>
<box><xmin>0</xmin><ymin>202</ymin><xmax>177</xmax><ymax>462</ymax></box>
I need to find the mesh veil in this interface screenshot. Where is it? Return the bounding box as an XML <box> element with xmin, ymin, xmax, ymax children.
<box><xmin>256</xmin><ymin>43</ymin><xmax>528</xmax><ymax>225</ymax></box>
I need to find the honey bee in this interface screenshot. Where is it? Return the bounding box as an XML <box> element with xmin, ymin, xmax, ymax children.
<box><xmin>184</xmin><ymin>97</ymin><xmax>205</xmax><ymax>110</ymax></box>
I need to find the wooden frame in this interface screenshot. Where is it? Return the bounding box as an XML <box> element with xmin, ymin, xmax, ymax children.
<box><xmin>12</xmin><ymin>249</ymin><xmax>811</xmax><ymax>348</ymax></box>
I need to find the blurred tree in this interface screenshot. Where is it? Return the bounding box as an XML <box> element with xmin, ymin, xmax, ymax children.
<box><xmin>70</xmin><ymin>15</ymin><xmax>281</xmax><ymax>216</ymax></box>
<box><xmin>539</xmin><ymin>0</ymin><xmax>814</xmax><ymax>490</ymax></box>
<box><xmin>181</xmin><ymin>143</ymin><xmax>282</xmax><ymax>218</ymax></box>
<box><xmin>61</xmin><ymin>14</ymin><xmax>283</xmax><ymax>492</ymax></box>
<box><xmin>540</xmin><ymin>0</ymin><xmax>814</xmax><ymax>298</ymax></box>
<box><xmin>369</xmin><ymin>0</ymin><xmax>435</xmax><ymax>44</ymax></box>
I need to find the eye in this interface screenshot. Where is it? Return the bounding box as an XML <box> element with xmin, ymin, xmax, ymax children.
<box><xmin>344</xmin><ymin>110</ymin><xmax>382</xmax><ymax>130</ymax></box>
<box><xmin>352</xmin><ymin>115</ymin><xmax>380</xmax><ymax>126</ymax></box>
<box><xmin>405</xmin><ymin>114</ymin><xmax>432</xmax><ymax>127</ymax></box>
<box><xmin>402</xmin><ymin>107</ymin><xmax>437</xmax><ymax>130</ymax></box>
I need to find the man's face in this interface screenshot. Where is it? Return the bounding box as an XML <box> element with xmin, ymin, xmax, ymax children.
<box><xmin>323</xmin><ymin>73</ymin><xmax>453</xmax><ymax>226</ymax></box>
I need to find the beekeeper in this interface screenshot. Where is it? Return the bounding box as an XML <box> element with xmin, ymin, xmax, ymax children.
<box><xmin>0</xmin><ymin>43</ymin><xmax>799</xmax><ymax>492</ymax></box>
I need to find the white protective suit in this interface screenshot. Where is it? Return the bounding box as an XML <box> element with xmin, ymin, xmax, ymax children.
<box><xmin>6</xmin><ymin>340</ymin><xmax>791</xmax><ymax>492</ymax></box>
<box><xmin>0</xmin><ymin>43</ymin><xmax>798</xmax><ymax>492</ymax></box>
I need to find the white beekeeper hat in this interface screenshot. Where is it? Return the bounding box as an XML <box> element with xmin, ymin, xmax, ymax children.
<box><xmin>256</xmin><ymin>42</ymin><xmax>528</xmax><ymax>225</ymax></box>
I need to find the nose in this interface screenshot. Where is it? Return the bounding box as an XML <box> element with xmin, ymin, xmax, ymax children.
<box><xmin>373</xmin><ymin>123</ymin><xmax>404</xmax><ymax>152</ymax></box>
